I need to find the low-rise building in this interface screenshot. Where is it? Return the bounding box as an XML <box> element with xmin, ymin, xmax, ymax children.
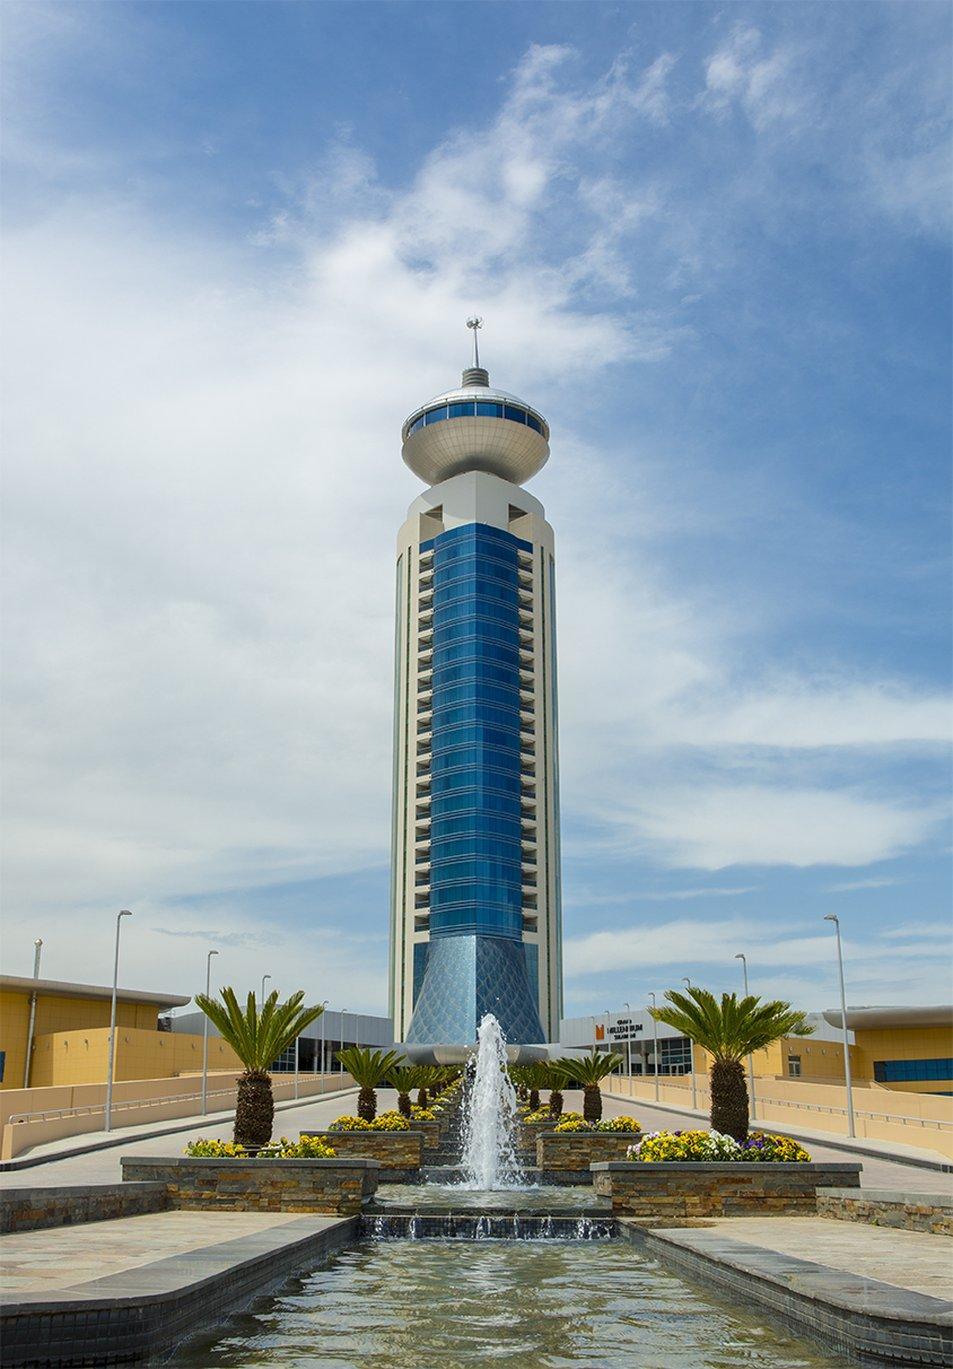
<box><xmin>0</xmin><ymin>974</ymin><xmax>240</xmax><ymax>1088</ymax></box>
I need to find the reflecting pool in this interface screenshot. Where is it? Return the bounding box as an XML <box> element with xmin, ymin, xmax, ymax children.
<box><xmin>179</xmin><ymin>1240</ymin><xmax>852</xmax><ymax>1368</ymax></box>
<box><xmin>375</xmin><ymin>1181</ymin><xmax>607</xmax><ymax>1210</ymax></box>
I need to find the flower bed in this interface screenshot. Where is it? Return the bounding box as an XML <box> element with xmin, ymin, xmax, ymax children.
<box><xmin>329</xmin><ymin>1111</ymin><xmax>410</xmax><ymax>1132</ymax></box>
<box><xmin>629</xmin><ymin>1131</ymin><xmax>811</xmax><ymax>1163</ymax></box>
<box><xmin>184</xmin><ymin>1135</ymin><xmax>336</xmax><ymax>1159</ymax></box>
<box><xmin>554</xmin><ymin>1113</ymin><xmax>642</xmax><ymax>1135</ymax></box>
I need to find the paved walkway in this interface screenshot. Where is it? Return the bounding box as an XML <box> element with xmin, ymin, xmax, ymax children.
<box><xmin>0</xmin><ymin>1210</ymin><xmax>315</xmax><ymax>1293</ymax></box>
<box><xmin>688</xmin><ymin>1215</ymin><xmax>953</xmax><ymax>1300</ymax></box>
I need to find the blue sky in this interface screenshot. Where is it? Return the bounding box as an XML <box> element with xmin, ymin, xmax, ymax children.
<box><xmin>2</xmin><ymin>1</ymin><xmax>950</xmax><ymax>1022</ymax></box>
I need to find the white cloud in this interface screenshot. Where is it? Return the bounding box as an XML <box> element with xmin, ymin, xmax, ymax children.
<box><xmin>564</xmin><ymin>915</ymin><xmax>953</xmax><ymax>1006</ymax></box>
<box><xmin>611</xmin><ymin>786</ymin><xmax>940</xmax><ymax>870</ymax></box>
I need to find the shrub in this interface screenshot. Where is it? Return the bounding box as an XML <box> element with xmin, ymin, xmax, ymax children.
<box><xmin>184</xmin><ymin>1138</ymin><xmax>247</xmax><ymax>1157</ymax></box>
<box><xmin>410</xmin><ymin>1106</ymin><xmax>436</xmax><ymax>1121</ymax></box>
<box><xmin>370</xmin><ymin>1111</ymin><xmax>411</xmax><ymax>1131</ymax></box>
<box><xmin>329</xmin><ymin>1115</ymin><xmax>373</xmax><ymax>1131</ymax></box>
<box><xmin>739</xmin><ymin>1132</ymin><xmax>811</xmax><ymax>1163</ymax></box>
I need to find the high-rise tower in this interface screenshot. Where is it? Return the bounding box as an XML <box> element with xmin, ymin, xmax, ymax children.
<box><xmin>390</xmin><ymin>323</ymin><xmax>563</xmax><ymax>1045</ymax></box>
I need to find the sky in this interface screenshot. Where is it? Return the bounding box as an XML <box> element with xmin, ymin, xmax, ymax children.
<box><xmin>2</xmin><ymin>0</ymin><xmax>951</xmax><ymax>1024</ymax></box>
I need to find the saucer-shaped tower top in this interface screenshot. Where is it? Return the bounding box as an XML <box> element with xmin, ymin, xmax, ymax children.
<box><xmin>401</xmin><ymin>324</ymin><xmax>549</xmax><ymax>487</ymax></box>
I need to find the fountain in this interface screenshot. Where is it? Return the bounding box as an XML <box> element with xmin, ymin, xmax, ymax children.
<box><xmin>458</xmin><ymin>1013</ymin><xmax>524</xmax><ymax>1190</ymax></box>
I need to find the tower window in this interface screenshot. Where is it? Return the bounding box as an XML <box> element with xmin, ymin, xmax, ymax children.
<box><xmin>425</xmin><ymin>407</ymin><xmax>448</xmax><ymax>425</ymax></box>
<box><xmin>476</xmin><ymin>401</ymin><xmax>503</xmax><ymax>418</ymax></box>
<box><xmin>503</xmin><ymin>405</ymin><xmax>526</xmax><ymax>424</ymax></box>
<box><xmin>449</xmin><ymin>402</ymin><xmax>476</xmax><ymax>418</ymax></box>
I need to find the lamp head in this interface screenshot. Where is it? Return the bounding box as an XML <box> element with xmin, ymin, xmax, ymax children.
<box><xmin>119</xmin><ymin>909</ymin><xmax>132</xmax><ymax>918</ymax></box>
<box><xmin>34</xmin><ymin>938</ymin><xmax>42</xmax><ymax>947</ymax></box>
<box><xmin>823</xmin><ymin>914</ymin><xmax>838</xmax><ymax>924</ymax></box>
<box><xmin>209</xmin><ymin>949</ymin><xmax>219</xmax><ymax>957</ymax></box>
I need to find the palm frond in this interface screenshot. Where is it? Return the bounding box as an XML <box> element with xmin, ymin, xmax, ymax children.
<box><xmin>649</xmin><ymin>986</ymin><xmax>811</xmax><ymax>1064</ymax></box>
<box><xmin>195</xmin><ymin>988</ymin><xmax>325</xmax><ymax>1072</ymax></box>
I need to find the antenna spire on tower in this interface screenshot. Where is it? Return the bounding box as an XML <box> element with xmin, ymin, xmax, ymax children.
<box><xmin>466</xmin><ymin>315</ymin><xmax>483</xmax><ymax>369</ymax></box>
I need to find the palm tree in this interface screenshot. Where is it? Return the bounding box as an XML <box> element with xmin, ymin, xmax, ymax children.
<box><xmin>194</xmin><ymin>988</ymin><xmax>325</xmax><ymax>1148</ymax></box>
<box><xmin>561</xmin><ymin>1051</ymin><xmax>624</xmax><ymax>1122</ymax></box>
<box><xmin>650</xmin><ymin>987</ymin><xmax>812</xmax><ymax>1141</ymax></box>
<box><xmin>545</xmin><ymin>1062</ymin><xmax>571</xmax><ymax>1117</ymax></box>
<box><xmin>338</xmin><ymin>1046</ymin><xmax>404</xmax><ymax>1121</ymax></box>
<box><xmin>386</xmin><ymin>1064</ymin><xmax>427</xmax><ymax>1118</ymax></box>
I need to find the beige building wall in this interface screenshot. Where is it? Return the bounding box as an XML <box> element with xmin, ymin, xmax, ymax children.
<box><xmin>390</xmin><ymin>471</ymin><xmax>563</xmax><ymax>1040</ymax></box>
<box><xmin>29</xmin><ymin>1026</ymin><xmax>242</xmax><ymax>1087</ymax></box>
<box><xmin>1</xmin><ymin>985</ymin><xmax>168</xmax><ymax>1090</ymax></box>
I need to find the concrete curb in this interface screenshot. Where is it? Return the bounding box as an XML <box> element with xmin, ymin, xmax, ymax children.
<box><xmin>0</xmin><ymin>1086</ymin><xmax>358</xmax><ymax>1173</ymax></box>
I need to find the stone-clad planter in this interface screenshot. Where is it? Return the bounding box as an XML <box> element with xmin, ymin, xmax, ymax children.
<box><xmin>537</xmin><ymin>1132</ymin><xmax>642</xmax><ymax>1171</ymax></box>
<box><xmin>817</xmin><ymin>1187</ymin><xmax>953</xmax><ymax>1236</ymax></box>
<box><xmin>592</xmin><ymin>1161</ymin><xmax>862</xmax><ymax>1218</ymax></box>
<box><xmin>299</xmin><ymin>1130</ymin><xmax>424</xmax><ymax>1171</ymax></box>
<box><xmin>121</xmin><ymin>1155</ymin><xmax>379</xmax><ymax>1215</ymax></box>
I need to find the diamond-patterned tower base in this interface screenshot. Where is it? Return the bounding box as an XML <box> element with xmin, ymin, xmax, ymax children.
<box><xmin>405</xmin><ymin>936</ymin><xmax>545</xmax><ymax>1045</ymax></box>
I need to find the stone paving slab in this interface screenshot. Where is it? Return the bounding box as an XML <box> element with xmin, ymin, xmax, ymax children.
<box><xmin>686</xmin><ymin>1215</ymin><xmax>953</xmax><ymax>1300</ymax></box>
<box><xmin>0</xmin><ymin>1209</ymin><xmax>308</xmax><ymax>1293</ymax></box>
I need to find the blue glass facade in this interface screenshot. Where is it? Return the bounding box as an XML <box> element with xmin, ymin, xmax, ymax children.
<box><xmin>406</xmin><ymin>522</ymin><xmax>544</xmax><ymax>1044</ymax></box>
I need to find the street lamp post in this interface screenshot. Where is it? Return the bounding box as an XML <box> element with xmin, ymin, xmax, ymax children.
<box><xmin>681</xmin><ymin>978</ymin><xmax>698</xmax><ymax>1112</ymax></box>
<box><xmin>648</xmin><ymin>991</ymin><xmax>659</xmax><ymax>1102</ymax></box>
<box><xmin>340</xmin><ymin>1009</ymin><xmax>348</xmax><ymax>1072</ymax></box>
<box><xmin>260</xmin><ymin>974</ymin><xmax>271</xmax><ymax>1004</ymax></box>
<box><xmin>22</xmin><ymin>938</ymin><xmax>43</xmax><ymax>1089</ymax></box>
<box><xmin>734</xmin><ymin>953</ymin><xmax>756</xmax><ymax>1123</ymax></box>
<box><xmin>623</xmin><ymin>1001</ymin><xmax>633</xmax><ymax>1092</ymax></box>
<box><xmin>319</xmin><ymin>1000</ymin><xmax>329</xmax><ymax>1087</ymax></box>
<box><xmin>201</xmin><ymin>949</ymin><xmax>219</xmax><ymax>1116</ymax></box>
<box><xmin>104</xmin><ymin>910</ymin><xmax>132</xmax><ymax>1133</ymax></box>
<box><xmin>824</xmin><ymin>914</ymin><xmax>856</xmax><ymax>1138</ymax></box>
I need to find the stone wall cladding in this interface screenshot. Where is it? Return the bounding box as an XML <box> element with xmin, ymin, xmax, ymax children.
<box><xmin>0</xmin><ymin>1182</ymin><xmax>168</xmax><ymax>1234</ymax></box>
<box><xmin>817</xmin><ymin>1188</ymin><xmax>953</xmax><ymax>1237</ymax></box>
<box><xmin>120</xmin><ymin>1156</ymin><xmax>379</xmax><ymax>1216</ymax></box>
<box><xmin>298</xmin><ymin>1130</ymin><xmax>424</xmax><ymax>1170</ymax></box>
<box><xmin>536</xmin><ymin>1133</ymin><xmax>641</xmax><ymax>1170</ymax></box>
<box><xmin>592</xmin><ymin>1162</ymin><xmax>861</xmax><ymax>1217</ymax></box>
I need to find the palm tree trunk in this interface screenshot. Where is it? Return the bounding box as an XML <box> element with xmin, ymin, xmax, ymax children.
<box><xmin>417</xmin><ymin>1088</ymin><xmax>428</xmax><ymax>1108</ymax></box>
<box><xmin>357</xmin><ymin>1086</ymin><xmax>377</xmax><ymax>1122</ymax></box>
<box><xmin>398</xmin><ymin>1091</ymin><xmax>411</xmax><ymax>1118</ymax></box>
<box><xmin>234</xmin><ymin>1070</ymin><xmax>274</xmax><ymax>1148</ymax></box>
<box><xmin>583</xmin><ymin>1084</ymin><xmax>602</xmax><ymax>1123</ymax></box>
<box><xmin>529</xmin><ymin>1088</ymin><xmax>540</xmax><ymax>1111</ymax></box>
<box><xmin>549</xmin><ymin>1089</ymin><xmax>563</xmax><ymax>1117</ymax></box>
<box><xmin>710</xmin><ymin>1059</ymin><xmax>748</xmax><ymax>1141</ymax></box>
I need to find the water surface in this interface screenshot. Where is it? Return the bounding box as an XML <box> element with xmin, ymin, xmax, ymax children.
<box><xmin>179</xmin><ymin>1239</ymin><xmax>852</xmax><ymax>1368</ymax></box>
<box><xmin>375</xmin><ymin>1181</ymin><xmax>606</xmax><ymax>1210</ymax></box>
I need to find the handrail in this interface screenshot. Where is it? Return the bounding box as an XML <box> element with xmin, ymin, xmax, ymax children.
<box><xmin>7</xmin><ymin>1073</ymin><xmax>345</xmax><ymax>1126</ymax></box>
<box><xmin>613</xmin><ymin>1080</ymin><xmax>953</xmax><ymax>1130</ymax></box>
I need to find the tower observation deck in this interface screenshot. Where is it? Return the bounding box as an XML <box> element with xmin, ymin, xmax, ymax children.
<box><xmin>390</xmin><ymin>324</ymin><xmax>563</xmax><ymax>1046</ymax></box>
